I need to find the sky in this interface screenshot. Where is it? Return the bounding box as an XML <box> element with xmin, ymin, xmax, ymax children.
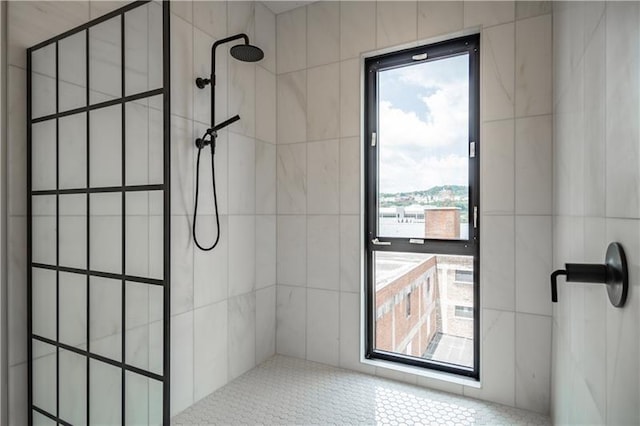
<box><xmin>378</xmin><ymin>54</ymin><xmax>469</xmax><ymax>194</ymax></box>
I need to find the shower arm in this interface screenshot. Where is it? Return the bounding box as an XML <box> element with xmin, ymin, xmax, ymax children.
<box><xmin>195</xmin><ymin>33</ymin><xmax>250</xmax><ymax>129</ymax></box>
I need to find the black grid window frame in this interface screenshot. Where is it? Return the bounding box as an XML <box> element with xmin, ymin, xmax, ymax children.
<box><xmin>26</xmin><ymin>1</ymin><xmax>171</xmax><ymax>424</ymax></box>
<box><xmin>364</xmin><ymin>34</ymin><xmax>480</xmax><ymax>379</ymax></box>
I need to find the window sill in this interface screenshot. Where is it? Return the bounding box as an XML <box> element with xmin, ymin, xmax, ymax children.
<box><xmin>360</xmin><ymin>357</ymin><xmax>482</xmax><ymax>389</ymax></box>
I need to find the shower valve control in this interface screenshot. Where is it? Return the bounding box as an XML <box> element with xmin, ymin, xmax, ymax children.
<box><xmin>550</xmin><ymin>242</ymin><xmax>628</xmax><ymax>308</ymax></box>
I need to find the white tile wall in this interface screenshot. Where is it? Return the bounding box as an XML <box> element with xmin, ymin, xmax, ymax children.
<box><xmin>307</xmin><ymin>139</ymin><xmax>339</xmax><ymax>214</ymax></box>
<box><xmin>228</xmin><ymin>292</ymin><xmax>256</xmax><ymax>380</ymax></box>
<box><xmin>307</xmin><ymin>215</ymin><xmax>339</xmax><ymax>291</ymax></box>
<box><xmin>481</xmin><ymin>23</ymin><xmax>515</xmax><ymax>122</ymax></box>
<box><xmin>306</xmin><ymin>288</ymin><xmax>339</xmax><ymax>366</ymax></box>
<box><xmin>276</xmin><ymin>71</ymin><xmax>307</xmax><ymax>144</ymax></box>
<box><xmin>194</xmin><ymin>300</ymin><xmax>228</xmax><ymax>401</ymax></box>
<box><xmin>256</xmin><ymin>286</ymin><xmax>276</xmax><ymax>364</ymax></box>
<box><xmin>481</xmin><ymin>119</ymin><xmax>514</xmax><ymax>215</ymax></box>
<box><xmin>276</xmin><ymin>143</ymin><xmax>307</xmax><ymax>213</ymax></box>
<box><xmin>339</xmin><ymin>2</ymin><xmax>376</xmax><ymax>61</ymax></box>
<box><xmin>276</xmin><ymin>7</ymin><xmax>306</xmax><ymax>74</ymax></box>
<box><xmin>552</xmin><ymin>2</ymin><xmax>640</xmax><ymax>424</ymax></box>
<box><xmin>276</xmin><ymin>285</ymin><xmax>306</xmax><ymax>358</ymax></box>
<box><xmin>306</xmin><ymin>1</ymin><xmax>339</xmax><ymax>69</ymax></box>
<box><xmin>307</xmin><ymin>64</ymin><xmax>340</xmax><ymax>141</ymax></box>
<box><xmin>515</xmin><ymin>115</ymin><xmax>553</xmax><ymax>215</ymax></box>
<box><xmin>276</xmin><ymin>0</ymin><xmax>553</xmax><ymax>416</ymax></box>
<box><xmin>375</xmin><ymin>1</ymin><xmax>417</xmax><ymax>49</ymax></box>
<box><xmin>276</xmin><ymin>215</ymin><xmax>306</xmax><ymax>286</ymax></box>
<box><xmin>417</xmin><ymin>1</ymin><xmax>463</xmax><ymax>40</ymax></box>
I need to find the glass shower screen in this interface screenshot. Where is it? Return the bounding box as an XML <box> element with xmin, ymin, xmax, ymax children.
<box><xmin>27</xmin><ymin>1</ymin><xmax>170</xmax><ymax>424</ymax></box>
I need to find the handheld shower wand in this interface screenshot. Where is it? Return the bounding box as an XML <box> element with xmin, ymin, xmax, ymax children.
<box><xmin>193</xmin><ymin>34</ymin><xmax>264</xmax><ymax>251</ymax></box>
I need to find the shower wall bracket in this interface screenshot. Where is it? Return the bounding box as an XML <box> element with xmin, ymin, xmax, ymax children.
<box><xmin>195</xmin><ymin>77</ymin><xmax>211</xmax><ymax>88</ymax></box>
<box><xmin>551</xmin><ymin>242</ymin><xmax>628</xmax><ymax>307</ymax></box>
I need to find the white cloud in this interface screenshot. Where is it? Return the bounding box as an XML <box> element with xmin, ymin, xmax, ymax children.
<box><xmin>378</xmin><ymin>60</ymin><xmax>469</xmax><ymax>194</ymax></box>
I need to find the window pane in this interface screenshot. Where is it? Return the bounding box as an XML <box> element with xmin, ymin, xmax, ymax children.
<box><xmin>377</xmin><ymin>54</ymin><xmax>469</xmax><ymax>240</ymax></box>
<box><xmin>373</xmin><ymin>251</ymin><xmax>474</xmax><ymax>369</ymax></box>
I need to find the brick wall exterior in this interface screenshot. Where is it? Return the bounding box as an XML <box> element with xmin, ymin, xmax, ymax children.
<box><xmin>375</xmin><ymin>256</ymin><xmax>438</xmax><ymax>356</ymax></box>
<box><xmin>424</xmin><ymin>208</ymin><xmax>460</xmax><ymax>239</ymax></box>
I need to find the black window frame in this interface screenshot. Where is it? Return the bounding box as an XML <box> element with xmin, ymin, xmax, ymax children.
<box><xmin>364</xmin><ymin>34</ymin><xmax>480</xmax><ymax>379</ymax></box>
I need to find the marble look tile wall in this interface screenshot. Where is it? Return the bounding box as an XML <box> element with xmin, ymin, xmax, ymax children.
<box><xmin>6</xmin><ymin>0</ymin><xmax>277</xmax><ymax>422</ymax></box>
<box><xmin>168</xmin><ymin>1</ymin><xmax>277</xmax><ymax>417</ymax></box>
<box><xmin>275</xmin><ymin>0</ymin><xmax>553</xmax><ymax>415</ymax></box>
<box><xmin>552</xmin><ymin>2</ymin><xmax>640</xmax><ymax>424</ymax></box>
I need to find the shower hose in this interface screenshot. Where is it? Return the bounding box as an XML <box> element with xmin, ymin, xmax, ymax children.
<box><xmin>193</xmin><ymin>141</ymin><xmax>221</xmax><ymax>251</ymax></box>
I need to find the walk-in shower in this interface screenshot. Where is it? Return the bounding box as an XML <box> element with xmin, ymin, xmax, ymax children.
<box><xmin>192</xmin><ymin>34</ymin><xmax>264</xmax><ymax>251</ymax></box>
<box><xmin>27</xmin><ymin>1</ymin><xmax>171</xmax><ymax>424</ymax></box>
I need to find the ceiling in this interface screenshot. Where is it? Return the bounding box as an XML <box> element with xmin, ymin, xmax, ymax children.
<box><xmin>263</xmin><ymin>1</ymin><xmax>316</xmax><ymax>14</ymax></box>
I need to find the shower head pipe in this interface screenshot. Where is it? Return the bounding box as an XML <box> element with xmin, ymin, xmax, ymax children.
<box><xmin>196</xmin><ymin>33</ymin><xmax>263</xmax><ymax>129</ymax></box>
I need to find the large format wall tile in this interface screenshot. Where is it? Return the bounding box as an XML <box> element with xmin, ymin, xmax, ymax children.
<box><xmin>276</xmin><ymin>285</ymin><xmax>307</xmax><ymax>359</ymax></box>
<box><xmin>515</xmin><ymin>216</ymin><xmax>552</xmax><ymax>316</ymax></box>
<box><xmin>256</xmin><ymin>215</ymin><xmax>276</xmax><ymax>289</ymax></box>
<box><xmin>277</xmin><ymin>143</ymin><xmax>307</xmax><ymax>214</ymax></box>
<box><xmin>307</xmin><ymin>139</ymin><xmax>339</xmax><ymax>214</ymax></box>
<box><xmin>605</xmin><ymin>2</ymin><xmax>640</xmax><ymax>219</ymax></box>
<box><xmin>482</xmin><ymin>23</ymin><xmax>515</xmax><ymax>122</ymax></box>
<box><xmin>228</xmin><ymin>292</ymin><xmax>257</xmax><ymax>380</ymax></box>
<box><xmin>481</xmin><ymin>120</ymin><xmax>514</xmax><ymax>215</ymax></box>
<box><xmin>194</xmin><ymin>301</ymin><xmax>228</xmax><ymax>401</ymax></box>
<box><xmin>307</xmin><ymin>215</ymin><xmax>340</xmax><ymax>291</ymax></box>
<box><xmin>481</xmin><ymin>216</ymin><xmax>515</xmax><ymax>311</ymax></box>
<box><xmin>376</xmin><ymin>1</ymin><xmax>417</xmax><ymax>49</ymax></box>
<box><xmin>277</xmin><ymin>7</ymin><xmax>306</xmax><ymax>73</ymax></box>
<box><xmin>515</xmin><ymin>15</ymin><xmax>552</xmax><ymax>117</ymax></box>
<box><xmin>515</xmin><ymin>115</ymin><xmax>552</xmax><ymax>215</ymax></box>
<box><xmin>277</xmin><ymin>215</ymin><xmax>307</xmax><ymax>287</ymax></box>
<box><xmin>228</xmin><ymin>215</ymin><xmax>256</xmax><ymax>297</ymax></box>
<box><xmin>463</xmin><ymin>1</ymin><xmax>515</xmax><ymax>28</ymax></box>
<box><xmin>417</xmin><ymin>1</ymin><xmax>463</xmax><ymax>40</ymax></box>
<box><xmin>307</xmin><ymin>64</ymin><xmax>340</xmax><ymax>141</ymax></box>
<box><xmin>306</xmin><ymin>289</ymin><xmax>339</xmax><ymax>366</ymax></box>
<box><xmin>277</xmin><ymin>71</ymin><xmax>307</xmax><ymax>144</ymax></box>
<box><xmin>256</xmin><ymin>286</ymin><xmax>277</xmax><ymax>364</ymax></box>
<box><xmin>516</xmin><ymin>313</ymin><xmax>552</xmax><ymax>413</ymax></box>
<box><xmin>255</xmin><ymin>3</ymin><xmax>276</xmax><ymax>74</ymax></box>
<box><xmin>340</xmin><ymin>1</ymin><xmax>376</xmax><ymax>60</ymax></box>
<box><xmin>307</xmin><ymin>1</ymin><xmax>339</xmax><ymax>68</ymax></box>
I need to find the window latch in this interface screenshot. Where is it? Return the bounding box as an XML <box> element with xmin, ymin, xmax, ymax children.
<box><xmin>470</xmin><ymin>141</ymin><xmax>476</xmax><ymax>158</ymax></box>
<box><xmin>473</xmin><ymin>206</ymin><xmax>478</xmax><ymax>228</ymax></box>
<box><xmin>371</xmin><ymin>238</ymin><xmax>391</xmax><ymax>246</ymax></box>
<box><xmin>371</xmin><ymin>132</ymin><xmax>377</xmax><ymax>147</ymax></box>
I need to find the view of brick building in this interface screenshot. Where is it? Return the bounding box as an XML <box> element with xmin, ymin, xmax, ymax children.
<box><xmin>375</xmin><ymin>207</ymin><xmax>474</xmax><ymax>367</ymax></box>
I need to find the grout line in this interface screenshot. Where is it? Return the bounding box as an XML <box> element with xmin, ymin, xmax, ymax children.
<box><xmin>337</xmin><ymin>0</ymin><xmax>342</xmax><ymax>368</ymax></box>
<box><xmin>512</xmin><ymin>11</ymin><xmax>518</xmax><ymax>403</ymax></box>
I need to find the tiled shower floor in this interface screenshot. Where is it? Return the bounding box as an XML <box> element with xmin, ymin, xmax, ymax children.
<box><xmin>172</xmin><ymin>355</ymin><xmax>550</xmax><ymax>425</ymax></box>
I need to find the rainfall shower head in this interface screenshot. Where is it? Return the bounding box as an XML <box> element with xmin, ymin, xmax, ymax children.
<box><xmin>230</xmin><ymin>43</ymin><xmax>264</xmax><ymax>62</ymax></box>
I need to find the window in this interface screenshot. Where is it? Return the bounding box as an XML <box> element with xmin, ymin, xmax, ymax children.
<box><xmin>455</xmin><ymin>269</ymin><xmax>473</xmax><ymax>284</ymax></box>
<box><xmin>455</xmin><ymin>305</ymin><xmax>474</xmax><ymax>319</ymax></box>
<box><xmin>364</xmin><ymin>35</ymin><xmax>480</xmax><ymax>378</ymax></box>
